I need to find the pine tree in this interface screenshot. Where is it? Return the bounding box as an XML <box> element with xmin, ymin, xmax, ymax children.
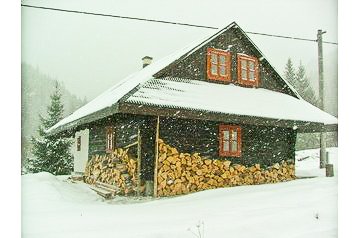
<box><xmin>284</xmin><ymin>58</ymin><xmax>318</xmax><ymax>106</ymax></box>
<box><xmin>295</xmin><ymin>61</ymin><xmax>319</xmax><ymax>107</ymax></box>
<box><xmin>26</xmin><ymin>82</ymin><xmax>73</xmax><ymax>175</ymax></box>
<box><xmin>283</xmin><ymin>59</ymin><xmax>320</xmax><ymax>150</ymax></box>
<box><xmin>284</xmin><ymin>58</ymin><xmax>296</xmax><ymax>86</ymax></box>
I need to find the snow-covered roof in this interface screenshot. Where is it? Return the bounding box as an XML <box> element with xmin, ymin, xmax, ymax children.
<box><xmin>126</xmin><ymin>77</ymin><xmax>337</xmax><ymax>125</ymax></box>
<box><xmin>47</xmin><ymin>22</ymin><xmax>336</xmax><ymax>135</ymax></box>
<box><xmin>47</xmin><ymin>22</ymin><xmax>241</xmax><ymax>133</ymax></box>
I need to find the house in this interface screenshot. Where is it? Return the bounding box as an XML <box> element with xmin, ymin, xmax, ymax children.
<box><xmin>48</xmin><ymin>22</ymin><xmax>337</xmax><ymax>197</ymax></box>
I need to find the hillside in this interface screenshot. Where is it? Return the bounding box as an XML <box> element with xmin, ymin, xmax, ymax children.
<box><xmin>21</xmin><ymin>63</ymin><xmax>87</xmax><ymax>139</ymax></box>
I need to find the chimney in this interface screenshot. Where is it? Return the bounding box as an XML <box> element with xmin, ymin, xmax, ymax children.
<box><xmin>142</xmin><ymin>56</ymin><xmax>153</xmax><ymax>68</ymax></box>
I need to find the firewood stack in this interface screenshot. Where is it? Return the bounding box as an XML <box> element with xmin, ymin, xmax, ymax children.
<box><xmin>157</xmin><ymin>139</ymin><xmax>295</xmax><ymax>197</ymax></box>
<box><xmin>84</xmin><ymin>148</ymin><xmax>138</xmax><ymax>195</ymax></box>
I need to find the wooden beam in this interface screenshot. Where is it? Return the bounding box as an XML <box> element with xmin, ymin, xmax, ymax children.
<box><xmin>123</xmin><ymin>141</ymin><xmax>139</xmax><ymax>149</ymax></box>
<box><xmin>136</xmin><ymin>129</ymin><xmax>142</xmax><ymax>196</ymax></box>
<box><xmin>153</xmin><ymin>116</ymin><xmax>160</xmax><ymax>197</ymax></box>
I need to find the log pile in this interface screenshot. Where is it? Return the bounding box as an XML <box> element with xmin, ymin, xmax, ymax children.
<box><xmin>157</xmin><ymin>139</ymin><xmax>295</xmax><ymax>197</ymax></box>
<box><xmin>84</xmin><ymin>148</ymin><xmax>138</xmax><ymax>195</ymax></box>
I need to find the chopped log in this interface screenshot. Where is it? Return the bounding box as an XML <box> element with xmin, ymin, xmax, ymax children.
<box><xmin>156</xmin><ymin>140</ymin><xmax>295</xmax><ymax>197</ymax></box>
<box><xmin>84</xmin><ymin>147</ymin><xmax>138</xmax><ymax>196</ymax></box>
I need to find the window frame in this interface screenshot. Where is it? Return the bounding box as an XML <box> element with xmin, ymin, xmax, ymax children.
<box><xmin>219</xmin><ymin>125</ymin><xmax>242</xmax><ymax>157</ymax></box>
<box><xmin>106</xmin><ymin>126</ymin><xmax>115</xmax><ymax>153</ymax></box>
<box><xmin>76</xmin><ymin>136</ymin><xmax>81</xmax><ymax>151</ymax></box>
<box><xmin>207</xmin><ymin>48</ymin><xmax>231</xmax><ymax>82</ymax></box>
<box><xmin>237</xmin><ymin>54</ymin><xmax>260</xmax><ymax>87</ymax></box>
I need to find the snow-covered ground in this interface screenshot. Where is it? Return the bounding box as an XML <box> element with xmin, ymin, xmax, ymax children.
<box><xmin>22</xmin><ymin>148</ymin><xmax>337</xmax><ymax>238</ymax></box>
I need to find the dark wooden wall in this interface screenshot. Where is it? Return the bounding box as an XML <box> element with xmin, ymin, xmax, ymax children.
<box><xmin>87</xmin><ymin>113</ymin><xmax>157</xmax><ymax>181</ymax></box>
<box><xmin>159</xmin><ymin>117</ymin><xmax>296</xmax><ymax>168</ymax></box>
<box><xmin>155</xmin><ymin>26</ymin><xmax>295</xmax><ymax>98</ymax></box>
<box><xmin>88</xmin><ymin>115</ymin><xmax>140</xmax><ymax>158</ymax></box>
<box><xmin>139</xmin><ymin>117</ymin><xmax>157</xmax><ymax>181</ymax></box>
<box><xmin>86</xmin><ymin>113</ymin><xmax>297</xmax><ymax>180</ymax></box>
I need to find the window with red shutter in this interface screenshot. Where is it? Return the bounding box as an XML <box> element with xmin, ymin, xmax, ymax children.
<box><xmin>207</xmin><ymin>48</ymin><xmax>231</xmax><ymax>82</ymax></box>
<box><xmin>106</xmin><ymin>126</ymin><xmax>115</xmax><ymax>152</ymax></box>
<box><xmin>219</xmin><ymin>125</ymin><xmax>242</xmax><ymax>157</ymax></box>
<box><xmin>237</xmin><ymin>54</ymin><xmax>259</xmax><ymax>87</ymax></box>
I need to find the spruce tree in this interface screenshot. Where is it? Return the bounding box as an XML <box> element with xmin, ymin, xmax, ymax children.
<box><xmin>284</xmin><ymin>59</ymin><xmax>320</xmax><ymax>150</ymax></box>
<box><xmin>284</xmin><ymin>58</ymin><xmax>318</xmax><ymax>106</ymax></box>
<box><xmin>284</xmin><ymin>58</ymin><xmax>296</xmax><ymax>86</ymax></box>
<box><xmin>295</xmin><ymin>61</ymin><xmax>319</xmax><ymax>107</ymax></box>
<box><xmin>27</xmin><ymin>82</ymin><xmax>73</xmax><ymax>175</ymax></box>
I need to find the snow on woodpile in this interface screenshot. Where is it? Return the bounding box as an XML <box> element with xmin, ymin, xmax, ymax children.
<box><xmin>22</xmin><ymin>148</ymin><xmax>337</xmax><ymax>238</ymax></box>
<box><xmin>127</xmin><ymin>77</ymin><xmax>337</xmax><ymax>125</ymax></box>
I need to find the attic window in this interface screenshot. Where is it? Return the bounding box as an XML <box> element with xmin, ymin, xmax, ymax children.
<box><xmin>237</xmin><ymin>54</ymin><xmax>259</xmax><ymax>87</ymax></box>
<box><xmin>106</xmin><ymin>126</ymin><xmax>115</xmax><ymax>152</ymax></box>
<box><xmin>219</xmin><ymin>125</ymin><xmax>242</xmax><ymax>157</ymax></box>
<box><xmin>207</xmin><ymin>48</ymin><xmax>231</xmax><ymax>82</ymax></box>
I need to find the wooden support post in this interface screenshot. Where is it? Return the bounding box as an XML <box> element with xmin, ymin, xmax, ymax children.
<box><xmin>320</xmin><ymin>133</ymin><xmax>327</xmax><ymax>168</ymax></box>
<box><xmin>154</xmin><ymin>116</ymin><xmax>160</xmax><ymax>197</ymax></box>
<box><xmin>136</xmin><ymin>128</ymin><xmax>142</xmax><ymax>196</ymax></box>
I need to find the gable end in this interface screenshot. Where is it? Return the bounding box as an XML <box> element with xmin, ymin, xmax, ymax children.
<box><xmin>154</xmin><ymin>23</ymin><xmax>298</xmax><ymax>98</ymax></box>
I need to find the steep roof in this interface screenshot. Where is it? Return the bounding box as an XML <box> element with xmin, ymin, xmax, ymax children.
<box><xmin>47</xmin><ymin>22</ymin><xmax>336</xmax><ymax>135</ymax></box>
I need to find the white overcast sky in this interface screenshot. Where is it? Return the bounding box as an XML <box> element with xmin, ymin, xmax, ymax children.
<box><xmin>22</xmin><ymin>0</ymin><xmax>338</xmax><ymax>100</ymax></box>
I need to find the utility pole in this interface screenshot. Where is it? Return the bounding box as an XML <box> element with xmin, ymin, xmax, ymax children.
<box><xmin>317</xmin><ymin>29</ymin><xmax>327</xmax><ymax>169</ymax></box>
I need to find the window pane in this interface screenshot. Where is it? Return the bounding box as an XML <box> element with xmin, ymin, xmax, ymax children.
<box><xmin>249</xmin><ymin>71</ymin><xmax>255</xmax><ymax>81</ymax></box>
<box><xmin>219</xmin><ymin>66</ymin><xmax>226</xmax><ymax>76</ymax></box>
<box><xmin>77</xmin><ymin>137</ymin><xmax>81</xmax><ymax>151</ymax></box>
<box><xmin>232</xmin><ymin>131</ymin><xmax>237</xmax><ymax>140</ymax></box>
<box><xmin>231</xmin><ymin>140</ymin><xmax>237</xmax><ymax>152</ymax></box>
<box><xmin>241</xmin><ymin>60</ymin><xmax>247</xmax><ymax>69</ymax></box>
<box><xmin>211</xmin><ymin>64</ymin><xmax>217</xmax><ymax>75</ymax></box>
<box><xmin>241</xmin><ymin>69</ymin><xmax>247</xmax><ymax>80</ymax></box>
<box><xmin>223</xmin><ymin>130</ymin><xmax>230</xmax><ymax>140</ymax></box>
<box><xmin>219</xmin><ymin>55</ymin><xmax>226</xmax><ymax>65</ymax></box>
<box><xmin>223</xmin><ymin>141</ymin><xmax>230</xmax><ymax>152</ymax></box>
<box><xmin>211</xmin><ymin>54</ymin><xmax>218</xmax><ymax>64</ymax></box>
<box><xmin>249</xmin><ymin>61</ymin><xmax>255</xmax><ymax>70</ymax></box>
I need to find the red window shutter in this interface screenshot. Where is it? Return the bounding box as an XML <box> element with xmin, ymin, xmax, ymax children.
<box><xmin>219</xmin><ymin>125</ymin><xmax>242</xmax><ymax>157</ymax></box>
<box><xmin>237</xmin><ymin>54</ymin><xmax>259</xmax><ymax>87</ymax></box>
<box><xmin>207</xmin><ymin>48</ymin><xmax>231</xmax><ymax>82</ymax></box>
<box><xmin>106</xmin><ymin>126</ymin><xmax>115</xmax><ymax>152</ymax></box>
<box><xmin>236</xmin><ymin>127</ymin><xmax>242</xmax><ymax>157</ymax></box>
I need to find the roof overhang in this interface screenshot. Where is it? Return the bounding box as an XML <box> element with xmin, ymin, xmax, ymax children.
<box><xmin>119</xmin><ymin>102</ymin><xmax>337</xmax><ymax>133</ymax></box>
<box><xmin>47</xmin><ymin>104</ymin><xmax>119</xmax><ymax>136</ymax></box>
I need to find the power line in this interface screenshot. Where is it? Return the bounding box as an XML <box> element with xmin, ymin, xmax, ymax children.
<box><xmin>21</xmin><ymin>4</ymin><xmax>217</xmax><ymax>30</ymax></box>
<box><xmin>245</xmin><ymin>31</ymin><xmax>337</xmax><ymax>45</ymax></box>
<box><xmin>21</xmin><ymin>4</ymin><xmax>338</xmax><ymax>45</ymax></box>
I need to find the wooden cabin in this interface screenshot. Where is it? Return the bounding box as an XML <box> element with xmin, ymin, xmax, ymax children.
<box><xmin>48</xmin><ymin>22</ymin><xmax>337</xmax><ymax>197</ymax></box>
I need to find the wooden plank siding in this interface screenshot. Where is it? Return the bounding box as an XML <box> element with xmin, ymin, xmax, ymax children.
<box><xmin>154</xmin><ymin>26</ymin><xmax>296</xmax><ymax>98</ymax></box>
<box><xmin>159</xmin><ymin>117</ymin><xmax>297</xmax><ymax>167</ymax></box>
<box><xmin>85</xmin><ymin>112</ymin><xmax>296</xmax><ymax>184</ymax></box>
<box><xmin>87</xmin><ymin>113</ymin><xmax>157</xmax><ymax>181</ymax></box>
<box><xmin>88</xmin><ymin>115</ymin><xmax>141</xmax><ymax>158</ymax></box>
